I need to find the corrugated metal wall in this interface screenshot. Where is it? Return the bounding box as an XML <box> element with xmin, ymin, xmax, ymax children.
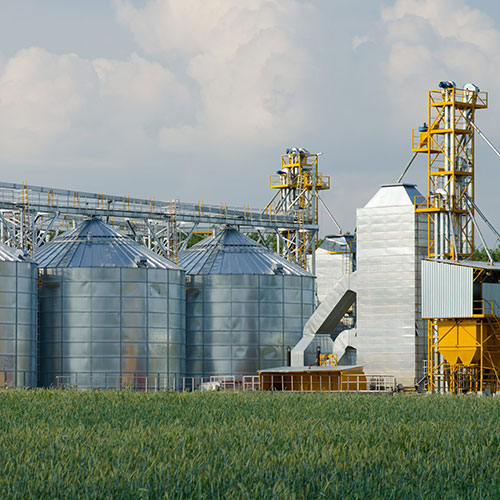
<box><xmin>309</xmin><ymin>249</ymin><xmax>353</xmax><ymax>302</ymax></box>
<box><xmin>421</xmin><ymin>260</ymin><xmax>473</xmax><ymax>318</ymax></box>
<box><xmin>186</xmin><ymin>274</ymin><xmax>314</xmax><ymax>377</ymax></box>
<box><xmin>39</xmin><ymin>267</ymin><xmax>186</xmax><ymax>388</ymax></box>
<box><xmin>0</xmin><ymin>261</ymin><xmax>37</xmax><ymax>387</ymax></box>
<box><xmin>356</xmin><ymin>185</ymin><xmax>427</xmax><ymax>386</ymax></box>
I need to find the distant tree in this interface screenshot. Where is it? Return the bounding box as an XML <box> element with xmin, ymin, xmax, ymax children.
<box><xmin>473</xmin><ymin>246</ymin><xmax>500</xmax><ymax>262</ymax></box>
<box><xmin>185</xmin><ymin>233</ymin><xmax>207</xmax><ymax>248</ymax></box>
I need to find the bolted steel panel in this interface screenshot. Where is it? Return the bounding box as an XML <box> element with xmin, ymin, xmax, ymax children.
<box><xmin>37</xmin><ymin>219</ymin><xmax>186</xmax><ymax>388</ymax></box>
<box><xmin>185</xmin><ymin>274</ymin><xmax>313</xmax><ymax>378</ymax></box>
<box><xmin>0</xmin><ymin>255</ymin><xmax>37</xmax><ymax>388</ymax></box>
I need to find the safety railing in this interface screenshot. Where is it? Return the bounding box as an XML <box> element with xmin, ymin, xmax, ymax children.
<box><xmin>0</xmin><ymin>181</ymin><xmax>303</xmax><ymax>229</ymax></box>
<box><xmin>429</xmin><ymin>88</ymin><xmax>488</xmax><ymax>108</ymax></box>
<box><xmin>53</xmin><ymin>374</ymin><xmax>260</xmax><ymax>392</ymax></box>
<box><xmin>4</xmin><ymin>372</ymin><xmax>396</xmax><ymax>393</ymax></box>
<box><xmin>0</xmin><ymin>370</ymin><xmax>36</xmax><ymax>388</ymax></box>
<box><xmin>414</xmin><ymin>194</ymin><xmax>446</xmax><ymax>212</ymax></box>
<box><xmin>473</xmin><ymin>299</ymin><xmax>500</xmax><ymax>317</ymax></box>
<box><xmin>259</xmin><ymin>373</ymin><xmax>396</xmax><ymax>393</ymax></box>
<box><xmin>54</xmin><ymin>374</ymin><xmax>180</xmax><ymax>391</ymax></box>
<box><xmin>242</xmin><ymin>375</ymin><xmax>259</xmax><ymax>391</ymax></box>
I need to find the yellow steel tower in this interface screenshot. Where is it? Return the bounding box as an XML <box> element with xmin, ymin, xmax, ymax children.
<box><xmin>267</xmin><ymin>149</ymin><xmax>330</xmax><ymax>270</ymax></box>
<box><xmin>412</xmin><ymin>82</ymin><xmax>500</xmax><ymax>393</ymax></box>
<box><xmin>412</xmin><ymin>82</ymin><xmax>487</xmax><ymax>260</ymax></box>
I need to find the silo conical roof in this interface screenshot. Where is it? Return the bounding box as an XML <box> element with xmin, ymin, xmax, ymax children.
<box><xmin>35</xmin><ymin>218</ymin><xmax>181</xmax><ymax>269</ymax></box>
<box><xmin>179</xmin><ymin>228</ymin><xmax>312</xmax><ymax>276</ymax></box>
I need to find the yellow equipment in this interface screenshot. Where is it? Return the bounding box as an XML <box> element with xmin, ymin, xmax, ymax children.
<box><xmin>258</xmin><ymin>365</ymin><xmax>367</xmax><ymax>392</ymax></box>
<box><xmin>266</xmin><ymin>149</ymin><xmax>330</xmax><ymax>270</ymax></box>
<box><xmin>319</xmin><ymin>353</ymin><xmax>338</xmax><ymax>366</ymax></box>
<box><xmin>412</xmin><ymin>84</ymin><xmax>487</xmax><ymax>260</ymax></box>
<box><xmin>412</xmin><ymin>83</ymin><xmax>500</xmax><ymax>393</ymax></box>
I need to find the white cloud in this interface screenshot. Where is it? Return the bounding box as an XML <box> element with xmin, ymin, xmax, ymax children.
<box><xmin>352</xmin><ymin>35</ymin><xmax>371</xmax><ymax>51</ymax></box>
<box><xmin>0</xmin><ymin>48</ymin><xmax>98</xmax><ymax>157</ymax></box>
<box><xmin>381</xmin><ymin>0</ymin><xmax>500</xmax><ymax>103</ymax></box>
<box><xmin>0</xmin><ymin>48</ymin><xmax>193</xmax><ymax>165</ymax></box>
<box><xmin>0</xmin><ymin>1</ymin><xmax>317</xmax><ymax>171</ymax></box>
<box><xmin>114</xmin><ymin>0</ymin><xmax>315</xmax><ymax>151</ymax></box>
<box><xmin>379</xmin><ymin>0</ymin><xmax>500</xmax><ymax>243</ymax></box>
<box><xmin>3</xmin><ymin>0</ymin><xmax>500</xmax><ymax>234</ymax></box>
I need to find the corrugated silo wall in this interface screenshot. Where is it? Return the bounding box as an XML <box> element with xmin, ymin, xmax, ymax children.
<box><xmin>0</xmin><ymin>261</ymin><xmax>37</xmax><ymax>387</ymax></box>
<box><xmin>39</xmin><ymin>267</ymin><xmax>185</xmax><ymax>388</ymax></box>
<box><xmin>186</xmin><ymin>274</ymin><xmax>315</xmax><ymax>378</ymax></box>
<box><xmin>356</xmin><ymin>204</ymin><xmax>427</xmax><ymax>386</ymax></box>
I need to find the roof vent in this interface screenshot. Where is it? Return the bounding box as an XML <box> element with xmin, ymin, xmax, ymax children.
<box><xmin>15</xmin><ymin>249</ymin><xmax>28</xmax><ymax>261</ymax></box>
<box><xmin>134</xmin><ymin>256</ymin><xmax>148</xmax><ymax>268</ymax></box>
<box><xmin>272</xmin><ymin>263</ymin><xmax>284</xmax><ymax>275</ymax></box>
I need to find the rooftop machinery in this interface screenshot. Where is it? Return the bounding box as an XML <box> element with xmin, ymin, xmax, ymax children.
<box><xmin>266</xmin><ymin>149</ymin><xmax>330</xmax><ymax>270</ymax></box>
<box><xmin>0</xmin><ymin>154</ymin><xmax>327</xmax><ymax>272</ymax></box>
<box><xmin>412</xmin><ymin>82</ymin><xmax>500</xmax><ymax>393</ymax></box>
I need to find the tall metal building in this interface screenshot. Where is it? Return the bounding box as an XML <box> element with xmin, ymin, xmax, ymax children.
<box><xmin>179</xmin><ymin>227</ymin><xmax>315</xmax><ymax>378</ymax></box>
<box><xmin>0</xmin><ymin>245</ymin><xmax>37</xmax><ymax>387</ymax></box>
<box><xmin>356</xmin><ymin>184</ymin><xmax>427</xmax><ymax>387</ymax></box>
<box><xmin>36</xmin><ymin>218</ymin><xmax>185</xmax><ymax>389</ymax></box>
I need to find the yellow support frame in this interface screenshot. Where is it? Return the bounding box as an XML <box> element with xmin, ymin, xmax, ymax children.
<box><xmin>413</xmin><ymin>87</ymin><xmax>487</xmax><ymax>260</ymax></box>
<box><xmin>267</xmin><ymin>152</ymin><xmax>330</xmax><ymax>269</ymax></box>
<box><xmin>411</xmin><ymin>86</ymin><xmax>500</xmax><ymax>393</ymax></box>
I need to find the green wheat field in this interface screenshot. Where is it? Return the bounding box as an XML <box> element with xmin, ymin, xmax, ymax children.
<box><xmin>0</xmin><ymin>391</ymin><xmax>499</xmax><ymax>499</ymax></box>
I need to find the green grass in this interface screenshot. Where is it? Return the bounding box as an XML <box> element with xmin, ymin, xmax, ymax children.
<box><xmin>0</xmin><ymin>391</ymin><xmax>499</xmax><ymax>499</ymax></box>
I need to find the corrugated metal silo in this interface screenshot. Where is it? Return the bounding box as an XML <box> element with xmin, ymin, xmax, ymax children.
<box><xmin>179</xmin><ymin>228</ymin><xmax>315</xmax><ymax>379</ymax></box>
<box><xmin>0</xmin><ymin>245</ymin><xmax>37</xmax><ymax>387</ymax></box>
<box><xmin>36</xmin><ymin>218</ymin><xmax>185</xmax><ymax>389</ymax></box>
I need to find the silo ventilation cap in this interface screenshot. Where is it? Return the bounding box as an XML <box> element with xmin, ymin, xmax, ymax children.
<box><xmin>272</xmin><ymin>262</ymin><xmax>284</xmax><ymax>274</ymax></box>
<box><xmin>15</xmin><ymin>248</ymin><xmax>28</xmax><ymax>261</ymax></box>
<box><xmin>135</xmin><ymin>255</ymin><xmax>148</xmax><ymax>268</ymax></box>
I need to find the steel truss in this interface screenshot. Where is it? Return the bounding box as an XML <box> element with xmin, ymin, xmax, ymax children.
<box><xmin>0</xmin><ymin>181</ymin><xmax>318</xmax><ymax>267</ymax></box>
<box><xmin>267</xmin><ymin>151</ymin><xmax>330</xmax><ymax>269</ymax></box>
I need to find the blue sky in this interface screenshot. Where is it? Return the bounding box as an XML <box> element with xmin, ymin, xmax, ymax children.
<box><xmin>1</xmin><ymin>0</ymin><xmax>500</xmax><ymax>238</ymax></box>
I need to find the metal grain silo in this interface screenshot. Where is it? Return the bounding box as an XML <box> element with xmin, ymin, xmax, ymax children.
<box><xmin>36</xmin><ymin>218</ymin><xmax>185</xmax><ymax>389</ymax></box>
<box><xmin>179</xmin><ymin>227</ymin><xmax>314</xmax><ymax>379</ymax></box>
<box><xmin>0</xmin><ymin>245</ymin><xmax>37</xmax><ymax>388</ymax></box>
